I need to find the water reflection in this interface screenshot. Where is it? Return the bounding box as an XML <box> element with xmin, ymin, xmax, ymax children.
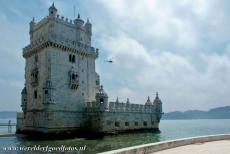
<box><xmin>13</xmin><ymin>131</ymin><xmax>161</xmax><ymax>154</ymax></box>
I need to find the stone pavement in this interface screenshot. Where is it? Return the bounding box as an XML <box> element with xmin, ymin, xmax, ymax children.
<box><xmin>153</xmin><ymin>140</ymin><xmax>230</xmax><ymax>154</ymax></box>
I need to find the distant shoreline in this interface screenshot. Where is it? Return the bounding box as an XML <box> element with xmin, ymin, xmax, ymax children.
<box><xmin>1</xmin><ymin>106</ymin><xmax>230</xmax><ymax>120</ymax></box>
<box><xmin>163</xmin><ymin>106</ymin><xmax>230</xmax><ymax>120</ymax></box>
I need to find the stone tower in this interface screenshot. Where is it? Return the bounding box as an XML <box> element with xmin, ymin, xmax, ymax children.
<box><xmin>17</xmin><ymin>3</ymin><xmax>100</xmax><ymax>134</ymax></box>
<box><xmin>17</xmin><ymin>4</ymin><xmax>163</xmax><ymax>136</ymax></box>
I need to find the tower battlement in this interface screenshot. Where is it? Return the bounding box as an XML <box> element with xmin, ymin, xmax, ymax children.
<box><xmin>29</xmin><ymin>3</ymin><xmax>92</xmax><ymax>56</ymax></box>
<box><xmin>30</xmin><ymin>13</ymin><xmax>91</xmax><ymax>37</ymax></box>
<box><xmin>86</xmin><ymin>94</ymin><xmax>162</xmax><ymax>114</ymax></box>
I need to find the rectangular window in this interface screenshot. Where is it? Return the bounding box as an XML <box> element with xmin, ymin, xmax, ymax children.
<box><xmin>144</xmin><ymin>121</ymin><xmax>147</xmax><ymax>126</ymax></box>
<box><xmin>72</xmin><ymin>55</ymin><xmax>75</xmax><ymax>63</ymax></box>
<box><xmin>135</xmin><ymin>122</ymin><xmax>138</xmax><ymax>126</ymax></box>
<box><xmin>125</xmin><ymin>122</ymin><xmax>129</xmax><ymax>126</ymax></box>
<box><xmin>152</xmin><ymin>121</ymin><xmax>154</xmax><ymax>125</ymax></box>
<box><xmin>96</xmin><ymin>80</ymin><xmax>99</xmax><ymax>85</ymax></box>
<box><xmin>69</xmin><ymin>54</ymin><xmax>75</xmax><ymax>63</ymax></box>
<box><xmin>115</xmin><ymin>121</ymin><xmax>120</xmax><ymax>127</ymax></box>
<box><xmin>69</xmin><ymin>54</ymin><xmax>72</xmax><ymax>62</ymax></box>
<box><xmin>35</xmin><ymin>55</ymin><xmax>38</xmax><ymax>63</ymax></box>
<box><xmin>34</xmin><ymin>90</ymin><xmax>37</xmax><ymax>99</ymax></box>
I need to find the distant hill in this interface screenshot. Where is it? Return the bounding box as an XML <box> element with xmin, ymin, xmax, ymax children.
<box><xmin>0</xmin><ymin>111</ymin><xmax>17</xmax><ymax>119</ymax></box>
<box><xmin>163</xmin><ymin>106</ymin><xmax>230</xmax><ymax>120</ymax></box>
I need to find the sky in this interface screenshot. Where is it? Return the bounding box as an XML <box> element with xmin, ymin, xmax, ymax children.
<box><xmin>0</xmin><ymin>0</ymin><xmax>230</xmax><ymax>112</ymax></box>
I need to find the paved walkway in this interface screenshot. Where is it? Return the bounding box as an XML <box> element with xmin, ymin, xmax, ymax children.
<box><xmin>153</xmin><ymin>140</ymin><xmax>230</xmax><ymax>154</ymax></box>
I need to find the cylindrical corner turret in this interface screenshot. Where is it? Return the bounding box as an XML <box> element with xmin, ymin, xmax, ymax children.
<box><xmin>21</xmin><ymin>87</ymin><xmax>27</xmax><ymax>112</ymax></box>
<box><xmin>85</xmin><ymin>18</ymin><xmax>92</xmax><ymax>35</ymax></box>
<box><xmin>145</xmin><ymin>96</ymin><xmax>152</xmax><ymax>105</ymax></box>
<box><xmin>153</xmin><ymin>92</ymin><xmax>163</xmax><ymax>122</ymax></box>
<box><xmin>29</xmin><ymin>18</ymin><xmax>35</xmax><ymax>41</ymax></box>
<box><xmin>74</xmin><ymin>14</ymin><xmax>84</xmax><ymax>28</ymax></box>
<box><xmin>29</xmin><ymin>18</ymin><xmax>35</xmax><ymax>30</ymax></box>
<box><xmin>48</xmin><ymin>2</ymin><xmax>57</xmax><ymax>17</ymax></box>
<box><xmin>96</xmin><ymin>85</ymin><xmax>109</xmax><ymax>111</ymax></box>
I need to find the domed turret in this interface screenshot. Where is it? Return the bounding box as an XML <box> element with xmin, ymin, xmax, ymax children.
<box><xmin>48</xmin><ymin>2</ymin><xmax>57</xmax><ymax>17</ymax></box>
<box><xmin>30</xmin><ymin>17</ymin><xmax>35</xmax><ymax>29</ymax></box>
<box><xmin>126</xmin><ymin>98</ymin><xmax>130</xmax><ymax>104</ymax></box>
<box><xmin>153</xmin><ymin>92</ymin><xmax>163</xmax><ymax>122</ymax></box>
<box><xmin>29</xmin><ymin>18</ymin><xmax>35</xmax><ymax>41</ymax></box>
<box><xmin>115</xmin><ymin>97</ymin><xmax>119</xmax><ymax>103</ymax></box>
<box><xmin>96</xmin><ymin>85</ymin><xmax>109</xmax><ymax>111</ymax></box>
<box><xmin>85</xmin><ymin>18</ymin><xmax>92</xmax><ymax>35</ymax></box>
<box><xmin>145</xmin><ymin>96</ymin><xmax>152</xmax><ymax>105</ymax></box>
<box><xmin>154</xmin><ymin>92</ymin><xmax>162</xmax><ymax>104</ymax></box>
<box><xmin>74</xmin><ymin>13</ymin><xmax>84</xmax><ymax>28</ymax></box>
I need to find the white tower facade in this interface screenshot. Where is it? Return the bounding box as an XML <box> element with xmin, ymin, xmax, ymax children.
<box><xmin>18</xmin><ymin>3</ymin><xmax>100</xmax><ymax>134</ymax></box>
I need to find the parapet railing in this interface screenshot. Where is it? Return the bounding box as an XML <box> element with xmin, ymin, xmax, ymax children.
<box><xmin>100</xmin><ymin>134</ymin><xmax>230</xmax><ymax>154</ymax></box>
<box><xmin>0</xmin><ymin>122</ymin><xmax>16</xmax><ymax>133</ymax></box>
<box><xmin>86</xmin><ymin>101</ymin><xmax>157</xmax><ymax>113</ymax></box>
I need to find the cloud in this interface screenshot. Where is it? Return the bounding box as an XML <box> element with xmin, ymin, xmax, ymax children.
<box><xmin>95</xmin><ymin>0</ymin><xmax>230</xmax><ymax>111</ymax></box>
<box><xmin>98</xmin><ymin>0</ymin><xmax>230</xmax><ymax>53</ymax></box>
<box><xmin>99</xmin><ymin>31</ymin><xmax>230</xmax><ymax>111</ymax></box>
<box><xmin>1</xmin><ymin>0</ymin><xmax>230</xmax><ymax>112</ymax></box>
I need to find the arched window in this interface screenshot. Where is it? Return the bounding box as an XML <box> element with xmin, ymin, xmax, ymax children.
<box><xmin>100</xmin><ymin>98</ymin><xmax>104</xmax><ymax>103</ymax></box>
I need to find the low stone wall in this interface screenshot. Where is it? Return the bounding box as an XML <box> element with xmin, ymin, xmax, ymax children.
<box><xmin>100</xmin><ymin>134</ymin><xmax>230</xmax><ymax>154</ymax></box>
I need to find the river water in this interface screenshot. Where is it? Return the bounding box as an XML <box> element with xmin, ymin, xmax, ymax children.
<box><xmin>0</xmin><ymin>119</ymin><xmax>229</xmax><ymax>153</ymax></box>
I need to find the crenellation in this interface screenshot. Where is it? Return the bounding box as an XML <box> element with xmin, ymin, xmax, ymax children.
<box><xmin>104</xmin><ymin>101</ymin><xmax>157</xmax><ymax>113</ymax></box>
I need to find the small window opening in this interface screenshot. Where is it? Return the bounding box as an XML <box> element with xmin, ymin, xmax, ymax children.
<box><xmin>100</xmin><ymin>98</ymin><xmax>104</xmax><ymax>103</ymax></box>
<box><xmin>72</xmin><ymin>74</ymin><xmax>75</xmax><ymax>80</ymax></box>
<box><xmin>96</xmin><ymin>80</ymin><xmax>99</xmax><ymax>85</ymax></box>
<box><xmin>72</xmin><ymin>55</ymin><xmax>75</xmax><ymax>63</ymax></box>
<box><xmin>69</xmin><ymin>55</ymin><xmax>72</xmax><ymax>62</ymax></box>
<box><xmin>34</xmin><ymin>90</ymin><xmax>37</xmax><ymax>99</ymax></box>
<box><xmin>115</xmin><ymin>121</ymin><xmax>120</xmax><ymax>127</ymax></box>
<box><xmin>35</xmin><ymin>55</ymin><xmax>38</xmax><ymax>63</ymax></box>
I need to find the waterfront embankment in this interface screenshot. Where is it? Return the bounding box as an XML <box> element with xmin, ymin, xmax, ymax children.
<box><xmin>100</xmin><ymin>134</ymin><xmax>230</xmax><ymax>154</ymax></box>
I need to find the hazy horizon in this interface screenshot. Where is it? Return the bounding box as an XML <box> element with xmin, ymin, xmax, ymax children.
<box><xmin>0</xmin><ymin>105</ymin><xmax>230</xmax><ymax>113</ymax></box>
